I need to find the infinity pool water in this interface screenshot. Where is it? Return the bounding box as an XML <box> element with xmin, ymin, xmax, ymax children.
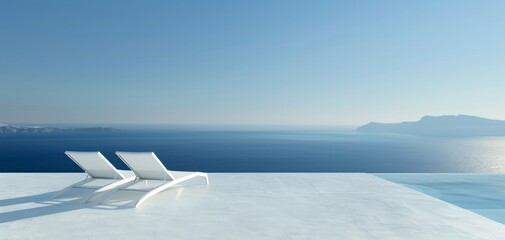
<box><xmin>377</xmin><ymin>174</ymin><xmax>505</xmax><ymax>224</ymax></box>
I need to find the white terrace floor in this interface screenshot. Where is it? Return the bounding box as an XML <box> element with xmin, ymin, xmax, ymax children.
<box><xmin>1</xmin><ymin>173</ymin><xmax>504</xmax><ymax>240</ymax></box>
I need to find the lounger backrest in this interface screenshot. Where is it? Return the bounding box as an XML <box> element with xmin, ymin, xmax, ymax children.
<box><xmin>116</xmin><ymin>152</ymin><xmax>175</xmax><ymax>181</ymax></box>
<box><xmin>65</xmin><ymin>151</ymin><xmax>125</xmax><ymax>179</ymax></box>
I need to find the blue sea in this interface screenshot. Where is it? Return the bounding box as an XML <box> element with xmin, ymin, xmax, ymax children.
<box><xmin>1</xmin><ymin>128</ymin><xmax>505</xmax><ymax>173</ymax></box>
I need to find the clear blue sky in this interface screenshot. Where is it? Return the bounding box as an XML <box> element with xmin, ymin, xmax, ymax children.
<box><xmin>1</xmin><ymin>1</ymin><xmax>504</xmax><ymax>125</ymax></box>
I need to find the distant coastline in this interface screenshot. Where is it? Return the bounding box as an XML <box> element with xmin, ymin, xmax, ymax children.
<box><xmin>356</xmin><ymin>115</ymin><xmax>505</xmax><ymax>137</ymax></box>
<box><xmin>0</xmin><ymin>124</ymin><xmax>119</xmax><ymax>134</ymax></box>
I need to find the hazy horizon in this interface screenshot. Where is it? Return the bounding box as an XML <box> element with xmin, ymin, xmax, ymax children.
<box><xmin>2</xmin><ymin>1</ymin><xmax>504</xmax><ymax>125</ymax></box>
<box><xmin>4</xmin><ymin>114</ymin><xmax>505</xmax><ymax>129</ymax></box>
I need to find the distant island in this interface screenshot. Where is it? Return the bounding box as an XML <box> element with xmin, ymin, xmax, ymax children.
<box><xmin>0</xmin><ymin>124</ymin><xmax>120</xmax><ymax>134</ymax></box>
<box><xmin>356</xmin><ymin>115</ymin><xmax>505</xmax><ymax>137</ymax></box>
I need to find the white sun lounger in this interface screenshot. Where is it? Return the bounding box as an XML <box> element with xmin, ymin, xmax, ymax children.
<box><xmin>106</xmin><ymin>151</ymin><xmax>209</xmax><ymax>208</ymax></box>
<box><xmin>51</xmin><ymin>151</ymin><xmax>135</xmax><ymax>202</ymax></box>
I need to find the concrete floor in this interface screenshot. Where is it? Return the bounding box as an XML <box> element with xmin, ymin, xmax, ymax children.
<box><xmin>0</xmin><ymin>173</ymin><xmax>504</xmax><ymax>239</ymax></box>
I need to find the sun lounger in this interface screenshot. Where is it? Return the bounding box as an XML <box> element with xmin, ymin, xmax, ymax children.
<box><xmin>107</xmin><ymin>152</ymin><xmax>209</xmax><ymax>208</ymax></box>
<box><xmin>51</xmin><ymin>151</ymin><xmax>135</xmax><ymax>202</ymax></box>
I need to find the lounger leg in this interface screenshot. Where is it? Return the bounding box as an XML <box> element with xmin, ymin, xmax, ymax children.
<box><xmin>134</xmin><ymin>172</ymin><xmax>208</xmax><ymax>208</ymax></box>
<box><xmin>50</xmin><ymin>177</ymin><xmax>95</xmax><ymax>200</ymax></box>
<box><xmin>203</xmin><ymin>173</ymin><xmax>209</xmax><ymax>185</ymax></box>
